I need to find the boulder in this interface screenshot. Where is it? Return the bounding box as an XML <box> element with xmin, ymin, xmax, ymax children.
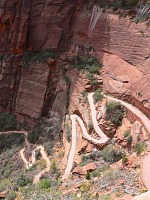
<box><xmin>0</xmin><ymin>190</ymin><xmax>8</xmax><ymax>198</ymax></box>
<box><xmin>72</xmin><ymin>166</ymin><xmax>84</xmax><ymax>175</ymax></box>
<box><xmin>86</xmin><ymin>143</ymin><xmax>95</xmax><ymax>153</ymax></box>
<box><xmin>83</xmin><ymin>162</ymin><xmax>97</xmax><ymax>172</ymax></box>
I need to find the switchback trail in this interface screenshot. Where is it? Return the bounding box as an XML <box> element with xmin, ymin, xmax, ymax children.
<box><xmin>104</xmin><ymin>94</ymin><xmax>150</xmax><ymax>133</ymax></box>
<box><xmin>104</xmin><ymin>94</ymin><xmax>150</xmax><ymax>189</ymax></box>
<box><xmin>62</xmin><ymin>93</ymin><xmax>109</xmax><ymax>180</ymax></box>
<box><xmin>20</xmin><ymin>145</ymin><xmax>51</xmax><ymax>184</ymax></box>
<box><xmin>63</xmin><ymin>92</ymin><xmax>150</xmax><ymax>184</ymax></box>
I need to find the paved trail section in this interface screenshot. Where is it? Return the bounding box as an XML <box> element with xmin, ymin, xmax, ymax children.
<box><xmin>63</xmin><ymin>92</ymin><xmax>150</xmax><ymax>183</ymax></box>
<box><xmin>88</xmin><ymin>93</ymin><xmax>109</xmax><ymax>142</ymax></box>
<box><xmin>62</xmin><ymin>93</ymin><xmax>109</xmax><ymax>180</ymax></box>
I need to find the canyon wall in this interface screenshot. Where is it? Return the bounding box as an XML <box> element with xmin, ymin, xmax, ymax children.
<box><xmin>0</xmin><ymin>0</ymin><xmax>150</xmax><ymax>119</ymax></box>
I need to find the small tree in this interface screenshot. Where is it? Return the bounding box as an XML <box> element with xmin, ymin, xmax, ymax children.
<box><xmin>93</xmin><ymin>89</ymin><xmax>103</xmax><ymax>102</ymax></box>
<box><xmin>105</xmin><ymin>101</ymin><xmax>124</xmax><ymax>127</ymax></box>
<box><xmin>39</xmin><ymin>178</ymin><xmax>51</xmax><ymax>189</ymax></box>
<box><xmin>85</xmin><ymin>172</ymin><xmax>91</xmax><ymax>180</ymax></box>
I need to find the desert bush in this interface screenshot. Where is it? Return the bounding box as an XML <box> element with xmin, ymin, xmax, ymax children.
<box><xmin>70</xmin><ymin>55</ymin><xmax>102</xmax><ymax>87</ymax></box>
<box><xmin>6</xmin><ymin>191</ymin><xmax>16</xmax><ymax>200</ymax></box>
<box><xmin>86</xmin><ymin>73</ymin><xmax>99</xmax><ymax>86</ymax></box>
<box><xmin>134</xmin><ymin>142</ymin><xmax>146</xmax><ymax>155</ymax></box>
<box><xmin>19</xmin><ymin>185</ymin><xmax>63</xmax><ymax>200</ymax></box>
<box><xmin>127</xmin><ymin>135</ymin><xmax>132</xmax><ymax>144</ymax></box>
<box><xmin>122</xmin><ymin>154</ymin><xmax>128</xmax><ymax>164</ymax></box>
<box><xmin>129</xmin><ymin>0</ymin><xmax>138</xmax><ymax>6</ymax></box>
<box><xmin>124</xmin><ymin>130</ymin><xmax>130</xmax><ymax>138</ymax></box>
<box><xmin>70</xmin><ymin>55</ymin><xmax>101</xmax><ymax>73</ymax></box>
<box><xmin>81</xmin><ymin>91</ymin><xmax>88</xmax><ymax>103</ymax></box>
<box><xmin>0</xmin><ymin>113</ymin><xmax>17</xmax><ymax>131</ymax></box>
<box><xmin>43</xmin><ymin>141</ymin><xmax>54</xmax><ymax>155</ymax></box>
<box><xmin>50</xmin><ymin>159</ymin><xmax>60</xmax><ymax>177</ymax></box>
<box><xmin>92</xmin><ymin>170</ymin><xmax>101</xmax><ymax>177</ymax></box>
<box><xmin>85</xmin><ymin>172</ymin><xmax>91</xmax><ymax>180</ymax></box>
<box><xmin>88</xmin><ymin>121</ymin><xmax>93</xmax><ymax>130</ymax></box>
<box><xmin>80</xmin><ymin>183</ymin><xmax>90</xmax><ymax>194</ymax></box>
<box><xmin>105</xmin><ymin>101</ymin><xmax>124</xmax><ymax>127</ymax></box>
<box><xmin>16</xmin><ymin>175</ymin><xmax>31</xmax><ymax>187</ymax></box>
<box><xmin>28</xmin><ymin>124</ymin><xmax>41</xmax><ymax>144</ymax></box>
<box><xmin>39</xmin><ymin>178</ymin><xmax>51</xmax><ymax>189</ymax></box>
<box><xmin>100</xmin><ymin>194</ymin><xmax>111</xmax><ymax>200</ymax></box>
<box><xmin>0</xmin><ymin>133</ymin><xmax>24</xmax><ymax>152</ymax></box>
<box><xmin>80</xmin><ymin>155</ymin><xmax>92</xmax><ymax>166</ymax></box>
<box><xmin>93</xmin><ymin>88</ymin><xmax>103</xmax><ymax>102</ymax></box>
<box><xmin>100</xmin><ymin>145</ymin><xmax>124</xmax><ymax>164</ymax></box>
<box><xmin>23</xmin><ymin>49</ymin><xmax>59</xmax><ymax>68</ymax></box>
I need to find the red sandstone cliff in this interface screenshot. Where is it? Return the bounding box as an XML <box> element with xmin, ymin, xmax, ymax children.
<box><xmin>0</xmin><ymin>0</ymin><xmax>149</xmax><ymax>119</ymax></box>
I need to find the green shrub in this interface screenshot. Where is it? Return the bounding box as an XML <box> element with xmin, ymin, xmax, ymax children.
<box><xmin>134</xmin><ymin>142</ymin><xmax>146</xmax><ymax>155</ymax></box>
<box><xmin>39</xmin><ymin>178</ymin><xmax>51</xmax><ymax>189</ymax></box>
<box><xmin>129</xmin><ymin>0</ymin><xmax>138</xmax><ymax>6</ymax></box>
<box><xmin>86</xmin><ymin>73</ymin><xmax>99</xmax><ymax>86</ymax></box>
<box><xmin>71</xmin><ymin>55</ymin><xmax>101</xmax><ymax>74</ymax></box>
<box><xmin>120</xmin><ymin>0</ymin><xmax>126</xmax><ymax>6</ymax></box>
<box><xmin>100</xmin><ymin>194</ymin><xmax>111</xmax><ymax>200</ymax></box>
<box><xmin>122</xmin><ymin>154</ymin><xmax>128</xmax><ymax>164</ymax></box>
<box><xmin>88</xmin><ymin>121</ymin><xmax>93</xmax><ymax>130</ymax></box>
<box><xmin>43</xmin><ymin>141</ymin><xmax>54</xmax><ymax>155</ymax></box>
<box><xmin>92</xmin><ymin>170</ymin><xmax>101</xmax><ymax>177</ymax></box>
<box><xmin>0</xmin><ymin>133</ymin><xmax>24</xmax><ymax>152</ymax></box>
<box><xmin>80</xmin><ymin>183</ymin><xmax>90</xmax><ymax>194</ymax></box>
<box><xmin>100</xmin><ymin>145</ymin><xmax>123</xmax><ymax>164</ymax></box>
<box><xmin>85</xmin><ymin>172</ymin><xmax>91</xmax><ymax>180</ymax></box>
<box><xmin>28</xmin><ymin>124</ymin><xmax>42</xmax><ymax>143</ymax></box>
<box><xmin>16</xmin><ymin>175</ymin><xmax>31</xmax><ymax>187</ymax></box>
<box><xmin>80</xmin><ymin>155</ymin><xmax>92</xmax><ymax>166</ymax></box>
<box><xmin>93</xmin><ymin>88</ymin><xmax>103</xmax><ymax>102</ymax></box>
<box><xmin>70</xmin><ymin>55</ymin><xmax>101</xmax><ymax>86</ymax></box>
<box><xmin>141</xmin><ymin>188</ymin><xmax>148</xmax><ymax>193</ymax></box>
<box><xmin>124</xmin><ymin>130</ymin><xmax>130</xmax><ymax>138</ymax></box>
<box><xmin>50</xmin><ymin>159</ymin><xmax>60</xmax><ymax>176</ymax></box>
<box><xmin>6</xmin><ymin>191</ymin><xmax>16</xmax><ymax>200</ymax></box>
<box><xmin>127</xmin><ymin>135</ymin><xmax>132</xmax><ymax>144</ymax></box>
<box><xmin>0</xmin><ymin>113</ymin><xmax>17</xmax><ymax>131</ymax></box>
<box><xmin>105</xmin><ymin>101</ymin><xmax>124</xmax><ymax>127</ymax></box>
<box><xmin>81</xmin><ymin>91</ymin><xmax>88</xmax><ymax>103</ymax></box>
<box><xmin>23</xmin><ymin>49</ymin><xmax>59</xmax><ymax>68</ymax></box>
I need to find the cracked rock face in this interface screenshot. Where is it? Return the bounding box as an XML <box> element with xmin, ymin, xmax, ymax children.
<box><xmin>0</xmin><ymin>0</ymin><xmax>150</xmax><ymax>119</ymax></box>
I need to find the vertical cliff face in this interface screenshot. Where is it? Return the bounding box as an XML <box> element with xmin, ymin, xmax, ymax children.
<box><xmin>0</xmin><ymin>0</ymin><xmax>150</xmax><ymax>119</ymax></box>
<box><xmin>0</xmin><ymin>0</ymin><xmax>81</xmax><ymax>118</ymax></box>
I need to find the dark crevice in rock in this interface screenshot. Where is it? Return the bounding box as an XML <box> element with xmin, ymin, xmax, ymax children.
<box><xmin>41</xmin><ymin>61</ymin><xmax>58</xmax><ymax>117</ymax></box>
